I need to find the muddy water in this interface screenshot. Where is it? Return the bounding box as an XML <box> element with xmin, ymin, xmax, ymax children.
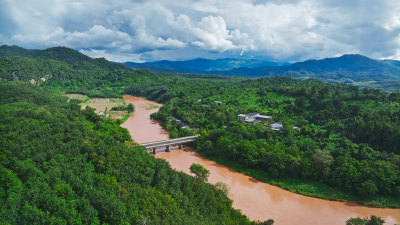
<box><xmin>157</xmin><ymin>150</ymin><xmax>400</xmax><ymax>225</ymax></box>
<box><xmin>121</xmin><ymin>95</ymin><xmax>400</xmax><ymax>225</ymax></box>
<box><xmin>121</xmin><ymin>95</ymin><xmax>169</xmax><ymax>143</ymax></box>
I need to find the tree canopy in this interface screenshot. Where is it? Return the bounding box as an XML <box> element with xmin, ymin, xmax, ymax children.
<box><xmin>190</xmin><ymin>163</ymin><xmax>210</xmax><ymax>182</ymax></box>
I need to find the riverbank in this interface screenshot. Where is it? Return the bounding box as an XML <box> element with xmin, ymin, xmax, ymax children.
<box><xmin>199</xmin><ymin>153</ymin><xmax>400</xmax><ymax>209</ymax></box>
<box><xmin>153</xmin><ymin>111</ymin><xmax>400</xmax><ymax>208</ymax></box>
<box><xmin>155</xmin><ymin>149</ymin><xmax>400</xmax><ymax>225</ymax></box>
<box><xmin>121</xmin><ymin>95</ymin><xmax>400</xmax><ymax>225</ymax></box>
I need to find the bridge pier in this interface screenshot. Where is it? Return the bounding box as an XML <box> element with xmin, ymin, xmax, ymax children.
<box><xmin>152</xmin><ymin>147</ymin><xmax>156</xmax><ymax>154</ymax></box>
<box><xmin>178</xmin><ymin>144</ymin><xmax>182</xmax><ymax>149</ymax></box>
<box><xmin>166</xmin><ymin>145</ymin><xmax>170</xmax><ymax>152</ymax></box>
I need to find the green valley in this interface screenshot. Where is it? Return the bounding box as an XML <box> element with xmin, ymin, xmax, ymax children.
<box><xmin>0</xmin><ymin>46</ymin><xmax>399</xmax><ymax>223</ymax></box>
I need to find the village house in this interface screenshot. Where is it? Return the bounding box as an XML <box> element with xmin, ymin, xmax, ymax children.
<box><xmin>238</xmin><ymin>113</ymin><xmax>300</xmax><ymax>131</ymax></box>
<box><xmin>237</xmin><ymin>112</ymin><xmax>272</xmax><ymax>124</ymax></box>
<box><xmin>97</xmin><ymin>111</ymin><xmax>110</xmax><ymax>118</ymax></box>
<box><xmin>269</xmin><ymin>122</ymin><xmax>301</xmax><ymax>132</ymax></box>
<box><xmin>269</xmin><ymin>122</ymin><xmax>283</xmax><ymax>131</ymax></box>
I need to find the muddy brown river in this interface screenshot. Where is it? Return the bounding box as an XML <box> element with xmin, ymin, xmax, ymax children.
<box><xmin>121</xmin><ymin>95</ymin><xmax>400</xmax><ymax>225</ymax></box>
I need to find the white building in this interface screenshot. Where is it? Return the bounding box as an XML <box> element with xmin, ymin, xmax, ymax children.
<box><xmin>238</xmin><ymin>112</ymin><xmax>272</xmax><ymax>124</ymax></box>
<box><xmin>269</xmin><ymin>122</ymin><xmax>283</xmax><ymax>131</ymax></box>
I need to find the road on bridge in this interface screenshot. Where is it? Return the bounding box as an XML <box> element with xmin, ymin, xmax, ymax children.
<box><xmin>141</xmin><ymin>135</ymin><xmax>199</xmax><ymax>154</ymax></box>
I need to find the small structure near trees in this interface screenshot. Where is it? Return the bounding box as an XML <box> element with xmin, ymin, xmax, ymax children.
<box><xmin>269</xmin><ymin>122</ymin><xmax>301</xmax><ymax>132</ymax></box>
<box><xmin>269</xmin><ymin>122</ymin><xmax>283</xmax><ymax>131</ymax></box>
<box><xmin>238</xmin><ymin>112</ymin><xmax>301</xmax><ymax>131</ymax></box>
<box><xmin>97</xmin><ymin>111</ymin><xmax>110</xmax><ymax>118</ymax></box>
<box><xmin>237</xmin><ymin>112</ymin><xmax>272</xmax><ymax>124</ymax></box>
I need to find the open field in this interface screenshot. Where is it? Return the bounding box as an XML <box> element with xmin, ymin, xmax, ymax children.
<box><xmin>63</xmin><ymin>94</ymin><xmax>88</xmax><ymax>101</ymax></box>
<box><xmin>80</xmin><ymin>98</ymin><xmax>124</xmax><ymax>113</ymax></box>
<box><xmin>63</xmin><ymin>94</ymin><xmax>128</xmax><ymax>117</ymax></box>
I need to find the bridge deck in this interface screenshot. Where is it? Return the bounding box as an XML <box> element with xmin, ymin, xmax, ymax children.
<box><xmin>141</xmin><ymin>135</ymin><xmax>199</xmax><ymax>149</ymax></box>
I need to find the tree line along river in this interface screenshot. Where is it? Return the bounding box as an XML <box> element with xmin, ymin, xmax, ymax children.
<box><xmin>121</xmin><ymin>95</ymin><xmax>400</xmax><ymax>225</ymax></box>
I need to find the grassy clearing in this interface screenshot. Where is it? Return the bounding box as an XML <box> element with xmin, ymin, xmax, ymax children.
<box><xmin>65</xmin><ymin>95</ymin><xmax>129</xmax><ymax>120</ymax></box>
<box><xmin>63</xmin><ymin>94</ymin><xmax>89</xmax><ymax>102</ymax></box>
<box><xmin>80</xmin><ymin>98</ymin><xmax>124</xmax><ymax>113</ymax></box>
<box><xmin>200</xmin><ymin>153</ymin><xmax>400</xmax><ymax>208</ymax></box>
<box><xmin>146</xmin><ymin>104</ymin><xmax>158</xmax><ymax>110</ymax></box>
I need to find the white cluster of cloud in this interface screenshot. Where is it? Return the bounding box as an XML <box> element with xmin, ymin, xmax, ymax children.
<box><xmin>1</xmin><ymin>0</ymin><xmax>400</xmax><ymax>62</ymax></box>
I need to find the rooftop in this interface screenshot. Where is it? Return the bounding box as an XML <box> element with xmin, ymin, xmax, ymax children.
<box><xmin>256</xmin><ymin>115</ymin><xmax>272</xmax><ymax>119</ymax></box>
<box><xmin>270</xmin><ymin>122</ymin><xmax>283</xmax><ymax>131</ymax></box>
<box><xmin>247</xmin><ymin>112</ymin><xmax>259</xmax><ymax>117</ymax></box>
<box><xmin>244</xmin><ymin>118</ymin><xmax>256</xmax><ymax>123</ymax></box>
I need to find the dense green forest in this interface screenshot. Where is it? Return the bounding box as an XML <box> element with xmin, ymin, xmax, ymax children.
<box><xmin>1</xmin><ymin>45</ymin><xmax>399</xmax><ymax>209</ymax></box>
<box><xmin>0</xmin><ymin>82</ymin><xmax>258</xmax><ymax>224</ymax></box>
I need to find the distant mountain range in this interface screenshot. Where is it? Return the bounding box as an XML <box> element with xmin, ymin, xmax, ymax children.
<box><xmin>124</xmin><ymin>58</ymin><xmax>289</xmax><ymax>73</ymax></box>
<box><xmin>1</xmin><ymin>45</ymin><xmax>400</xmax><ymax>91</ymax></box>
<box><xmin>219</xmin><ymin>54</ymin><xmax>400</xmax><ymax>76</ymax></box>
<box><xmin>125</xmin><ymin>54</ymin><xmax>400</xmax><ymax>91</ymax></box>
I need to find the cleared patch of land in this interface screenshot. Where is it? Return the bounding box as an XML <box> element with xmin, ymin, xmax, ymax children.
<box><xmin>63</xmin><ymin>95</ymin><xmax>129</xmax><ymax>120</ymax></box>
<box><xmin>80</xmin><ymin>98</ymin><xmax>124</xmax><ymax>113</ymax></box>
<box><xmin>63</xmin><ymin>94</ymin><xmax>88</xmax><ymax>101</ymax></box>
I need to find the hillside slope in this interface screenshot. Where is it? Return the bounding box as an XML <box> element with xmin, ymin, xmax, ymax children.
<box><xmin>0</xmin><ymin>45</ymin><xmax>165</xmax><ymax>97</ymax></box>
<box><xmin>0</xmin><ymin>45</ymin><xmax>124</xmax><ymax>70</ymax></box>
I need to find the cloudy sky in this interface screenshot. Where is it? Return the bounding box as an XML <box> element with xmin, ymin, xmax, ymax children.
<box><xmin>1</xmin><ymin>0</ymin><xmax>400</xmax><ymax>62</ymax></box>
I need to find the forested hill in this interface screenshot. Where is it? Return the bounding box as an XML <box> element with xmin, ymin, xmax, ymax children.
<box><xmin>0</xmin><ymin>45</ymin><xmax>124</xmax><ymax>70</ymax></box>
<box><xmin>3</xmin><ymin>45</ymin><xmax>400</xmax><ymax>92</ymax></box>
<box><xmin>0</xmin><ymin>45</ymin><xmax>165</xmax><ymax>97</ymax></box>
<box><xmin>0</xmin><ymin>82</ymin><xmax>256</xmax><ymax>224</ymax></box>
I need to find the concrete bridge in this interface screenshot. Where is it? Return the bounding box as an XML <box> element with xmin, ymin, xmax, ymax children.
<box><xmin>141</xmin><ymin>135</ymin><xmax>199</xmax><ymax>154</ymax></box>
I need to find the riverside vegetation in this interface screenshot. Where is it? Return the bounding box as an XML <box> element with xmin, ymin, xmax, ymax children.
<box><xmin>136</xmin><ymin>76</ymin><xmax>400</xmax><ymax>208</ymax></box>
<box><xmin>0</xmin><ymin>45</ymin><xmax>399</xmax><ymax>221</ymax></box>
